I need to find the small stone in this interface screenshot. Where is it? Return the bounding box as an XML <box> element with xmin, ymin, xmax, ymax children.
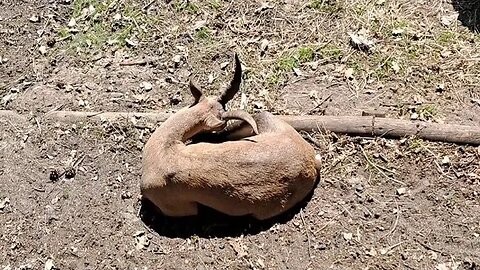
<box><xmin>410</xmin><ymin>112</ymin><xmax>418</xmax><ymax>120</ymax></box>
<box><xmin>345</xmin><ymin>68</ymin><xmax>354</xmax><ymax>80</ymax></box>
<box><xmin>220</xmin><ymin>61</ymin><xmax>229</xmax><ymax>70</ymax></box>
<box><xmin>39</xmin><ymin>45</ymin><xmax>47</xmax><ymax>55</ymax></box>
<box><xmin>343</xmin><ymin>232</ymin><xmax>353</xmax><ymax>241</ymax></box>
<box><xmin>140</xmin><ymin>81</ymin><xmax>153</xmax><ymax>91</ymax></box>
<box><xmin>260</xmin><ymin>38</ymin><xmax>269</xmax><ymax>52</ymax></box>
<box><xmin>172</xmin><ymin>55</ymin><xmax>181</xmax><ymax>63</ymax></box>
<box><xmin>44</xmin><ymin>259</ymin><xmax>55</xmax><ymax>270</ymax></box>
<box><xmin>396</xmin><ymin>187</ymin><xmax>407</xmax><ymax>195</ymax></box>
<box><xmin>67</xmin><ymin>18</ymin><xmax>76</xmax><ymax>27</ymax></box>
<box><xmin>29</xmin><ymin>15</ymin><xmax>39</xmax><ymax>23</ymax></box>
<box><xmin>441</xmin><ymin>156</ymin><xmax>450</xmax><ymax>165</ymax></box>
<box><xmin>113</xmin><ymin>13</ymin><xmax>122</xmax><ymax>21</ymax></box>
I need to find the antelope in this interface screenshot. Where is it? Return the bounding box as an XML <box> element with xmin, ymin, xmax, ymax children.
<box><xmin>140</xmin><ymin>54</ymin><xmax>321</xmax><ymax>220</ymax></box>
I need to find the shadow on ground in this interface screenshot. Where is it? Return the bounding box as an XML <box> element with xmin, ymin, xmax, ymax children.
<box><xmin>138</xmin><ymin>181</ymin><xmax>320</xmax><ymax>238</ymax></box>
<box><xmin>452</xmin><ymin>0</ymin><xmax>480</xmax><ymax>32</ymax></box>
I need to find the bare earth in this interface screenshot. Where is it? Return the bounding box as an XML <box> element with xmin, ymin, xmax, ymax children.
<box><xmin>1</xmin><ymin>0</ymin><xmax>479</xmax><ymax>269</ymax></box>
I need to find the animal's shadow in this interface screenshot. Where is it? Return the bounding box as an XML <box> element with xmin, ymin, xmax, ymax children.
<box><xmin>451</xmin><ymin>0</ymin><xmax>480</xmax><ymax>33</ymax></box>
<box><xmin>139</xmin><ymin>180</ymin><xmax>320</xmax><ymax>239</ymax></box>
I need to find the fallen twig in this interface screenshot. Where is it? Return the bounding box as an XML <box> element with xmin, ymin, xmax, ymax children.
<box><xmin>1</xmin><ymin>110</ymin><xmax>480</xmax><ymax>145</ymax></box>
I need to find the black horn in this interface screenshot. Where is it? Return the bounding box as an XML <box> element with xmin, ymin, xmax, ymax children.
<box><xmin>218</xmin><ymin>53</ymin><xmax>242</xmax><ymax>107</ymax></box>
<box><xmin>189</xmin><ymin>80</ymin><xmax>204</xmax><ymax>107</ymax></box>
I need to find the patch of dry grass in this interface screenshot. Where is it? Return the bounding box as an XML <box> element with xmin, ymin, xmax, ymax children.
<box><xmin>53</xmin><ymin>0</ymin><xmax>480</xmax><ymax>117</ymax></box>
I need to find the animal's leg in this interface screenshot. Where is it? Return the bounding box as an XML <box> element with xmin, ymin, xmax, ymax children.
<box><xmin>143</xmin><ymin>190</ymin><xmax>199</xmax><ymax>217</ymax></box>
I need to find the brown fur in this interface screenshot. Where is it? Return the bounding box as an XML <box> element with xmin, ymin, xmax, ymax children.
<box><xmin>140</xmin><ymin>54</ymin><xmax>320</xmax><ymax>220</ymax></box>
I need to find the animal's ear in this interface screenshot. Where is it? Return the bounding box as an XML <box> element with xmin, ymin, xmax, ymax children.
<box><xmin>204</xmin><ymin>113</ymin><xmax>225</xmax><ymax>130</ymax></box>
<box><xmin>218</xmin><ymin>53</ymin><xmax>242</xmax><ymax>107</ymax></box>
<box><xmin>189</xmin><ymin>80</ymin><xmax>204</xmax><ymax>106</ymax></box>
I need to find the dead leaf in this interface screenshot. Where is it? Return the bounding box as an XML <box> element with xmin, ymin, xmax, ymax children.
<box><xmin>0</xmin><ymin>197</ymin><xmax>10</xmax><ymax>210</ymax></box>
<box><xmin>1</xmin><ymin>93</ymin><xmax>17</xmax><ymax>105</ymax></box>
<box><xmin>391</xmin><ymin>61</ymin><xmax>400</xmax><ymax>73</ymax></box>
<box><xmin>392</xmin><ymin>28</ymin><xmax>405</xmax><ymax>36</ymax></box>
<box><xmin>255</xmin><ymin>3</ymin><xmax>274</xmax><ymax>13</ymax></box>
<box><xmin>220</xmin><ymin>61</ymin><xmax>229</xmax><ymax>69</ymax></box>
<box><xmin>240</xmin><ymin>93</ymin><xmax>248</xmax><ymax>110</ymax></box>
<box><xmin>134</xmin><ymin>231</ymin><xmax>150</xmax><ymax>250</ymax></box>
<box><xmin>366</xmin><ymin>247</ymin><xmax>377</xmax><ymax>257</ymax></box>
<box><xmin>260</xmin><ymin>39</ymin><xmax>269</xmax><ymax>52</ymax></box>
<box><xmin>436</xmin><ymin>262</ymin><xmax>461</xmax><ymax>270</ymax></box>
<box><xmin>257</xmin><ymin>258</ymin><xmax>265</xmax><ymax>268</ymax></box>
<box><xmin>208</xmin><ymin>74</ymin><xmax>215</xmax><ymax>84</ymax></box>
<box><xmin>192</xmin><ymin>20</ymin><xmax>207</xmax><ymax>30</ymax></box>
<box><xmin>348</xmin><ymin>31</ymin><xmax>374</xmax><ymax>52</ymax></box>
<box><xmin>441</xmin><ymin>14</ymin><xmax>458</xmax><ymax>26</ymax></box>
<box><xmin>440</xmin><ymin>50</ymin><xmax>452</xmax><ymax>58</ymax></box>
<box><xmin>293</xmin><ymin>67</ymin><xmax>303</xmax><ymax>76</ymax></box>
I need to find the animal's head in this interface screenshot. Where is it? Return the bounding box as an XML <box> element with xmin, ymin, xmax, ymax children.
<box><xmin>188</xmin><ymin>53</ymin><xmax>258</xmax><ymax>134</ymax></box>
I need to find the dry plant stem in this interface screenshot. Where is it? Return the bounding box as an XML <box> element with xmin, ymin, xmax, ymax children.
<box><xmin>359</xmin><ymin>145</ymin><xmax>405</xmax><ymax>185</ymax></box>
<box><xmin>1</xmin><ymin>110</ymin><xmax>480</xmax><ymax>145</ymax></box>
<box><xmin>299</xmin><ymin>210</ymin><xmax>311</xmax><ymax>259</ymax></box>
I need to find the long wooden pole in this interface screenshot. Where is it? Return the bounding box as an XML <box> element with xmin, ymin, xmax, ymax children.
<box><xmin>1</xmin><ymin>110</ymin><xmax>479</xmax><ymax>145</ymax></box>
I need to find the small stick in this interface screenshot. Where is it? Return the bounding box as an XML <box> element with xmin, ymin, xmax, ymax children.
<box><xmin>2</xmin><ymin>110</ymin><xmax>480</xmax><ymax>145</ymax></box>
<box><xmin>300</xmin><ymin>210</ymin><xmax>311</xmax><ymax>258</ymax></box>
<box><xmin>379</xmin><ymin>201</ymin><xmax>400</xmax><ymax>240</ymax></box>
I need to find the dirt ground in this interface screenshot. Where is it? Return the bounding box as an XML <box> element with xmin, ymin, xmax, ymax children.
<box><xmin>1</xmin><ymin>0</ymin><xmax>480</xmax><ymax>269</ymax></box>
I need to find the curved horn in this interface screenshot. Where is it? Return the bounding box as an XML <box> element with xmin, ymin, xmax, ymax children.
<box><xmin>218</xmin><ymin>53</ymin><xmax>242</xmax><ymax>107</ymax></box>
<box><xmin>221</xmin><ymin>110</ymin><xmax>259</xmax><ymax>135</ymax></box>
<box><xmin>189</xmin><ymin>80</ymin><xmax>204</xmax><ymax>106</ymax></box>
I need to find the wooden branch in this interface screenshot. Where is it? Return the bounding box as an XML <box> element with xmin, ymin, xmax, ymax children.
<box><xmin>1</xmin><ymin>110</ymin><xmax>479</xmax><ymax>145</ymax></box>
<box><xmin>279</xmin><ymin>115</ymin><xmax>480</xmax><ymax>145</ymax></box>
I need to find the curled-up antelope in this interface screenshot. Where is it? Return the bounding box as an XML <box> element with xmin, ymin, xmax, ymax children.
<box><xmin>141</xmin><ymin>54</ymin><xmax>321</xmax><ymax>220</ymax></box>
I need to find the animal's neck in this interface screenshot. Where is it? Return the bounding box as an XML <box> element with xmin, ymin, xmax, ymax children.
<box><xmin>154</xmin><ymin>107</ymin><xmax>205</xmax><ymax>144</ymax></box>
